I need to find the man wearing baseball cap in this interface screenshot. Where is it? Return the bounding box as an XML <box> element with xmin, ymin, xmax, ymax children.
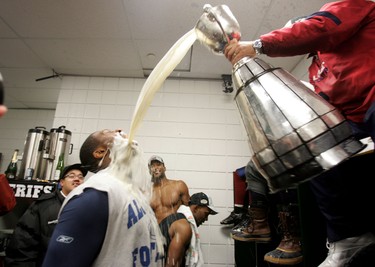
<box><xmin>148</xmin><ymin>155</ymin><xmax>191</xmax><ymax>266</ymax></box>
<box><xmin>148</xmin><ymin>155</ymin><xmax>164</xmax><ymax>166</ymax></box>
<box><xmin>189</xmin><ymin>192</ymin><xmax>218</xmax><ymax>216</ymax></box>
<box><xmin>162</xmin><ymin>192</ymin><xmax>218</xmax><ymax>267</ymax></box>
<box><xmin>148</xmin><ymin>154</ymin><xmax>190</xmax><ymax>224</ymax></box>
<box><xmin>5</xmin><ymin>163</ymin><xmax>86</xmax><ymax>266</ymax></box>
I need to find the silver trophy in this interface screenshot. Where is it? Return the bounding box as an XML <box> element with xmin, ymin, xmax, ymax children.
<box><xmin>195</xmin><ymin>4</ymin><xmax>241</xmax><ymax>55</ymax></box>
<box><xmin>195</xmin><ymin>5</ymin><xmax>365</xmax><ymax>192</ymax></box>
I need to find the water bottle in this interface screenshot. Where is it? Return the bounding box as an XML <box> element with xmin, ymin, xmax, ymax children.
<box><xmin>53</xmin><ymin>153</ymin><xmax>64</xmax><ymax>181</ymax></box>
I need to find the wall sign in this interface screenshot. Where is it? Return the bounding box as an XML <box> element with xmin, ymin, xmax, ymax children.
<box><xmin>8</xmin><ymin>181</ymin><xmax>56</xmax><ymax>199</ymax></box>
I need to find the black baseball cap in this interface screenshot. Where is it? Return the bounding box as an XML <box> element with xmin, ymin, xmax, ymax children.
<box><xmin>60</xmin><ymin>163</ymin><xmax>88</xmax><ymax>180</ymax></box>
<box><xmin>189</xmin><ymin>192</ymin><xmax>218</xmax><ymax>215</ymax></box>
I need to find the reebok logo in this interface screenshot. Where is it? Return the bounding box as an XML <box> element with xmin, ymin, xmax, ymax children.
<box><xmin>56</xmin><ymin>235</ymin><xmax>74</xmax><ymax>244</ymax></box>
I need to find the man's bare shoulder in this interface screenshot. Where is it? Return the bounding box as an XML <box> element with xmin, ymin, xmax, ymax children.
<box><xmin>168</xmin><ymin>217</ymin><xmax>192</xmax><ymax>247</ymax></box>
<box><xmin>172</xmin><ymin>217</ymin><xmax>192</xmax><ymax>234</ymax></box>
<box><xmin>165</xmin><ymin>179</ymin><xmax>188</xmax><ymax>187</ymax></box>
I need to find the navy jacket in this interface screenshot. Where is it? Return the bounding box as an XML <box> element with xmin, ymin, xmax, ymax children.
<box><xmin>5</xmin><ymin>190</ymin><xmax>64</xmax><ymax>267</ymax></box>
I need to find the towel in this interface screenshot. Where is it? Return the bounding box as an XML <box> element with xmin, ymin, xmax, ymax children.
<box><xmin>177</xmin><ymin>205</ymin><xmax>204</xmax><ymax>267</ymax></box>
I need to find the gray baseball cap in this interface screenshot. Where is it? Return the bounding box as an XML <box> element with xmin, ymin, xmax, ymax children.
<box><xmin>148</xmin><ymin>155</ymin><xmax>164</xmax><ymax>166</ymax></box>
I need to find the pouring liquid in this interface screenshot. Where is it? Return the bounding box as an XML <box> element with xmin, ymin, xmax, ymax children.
<box><xmin>127</xmin><ymin>29</ymin><xmax>197</xmax><ymax>144</ymax></box>
<box><xmin>100</xmin><ymin>28</ymin><xmax>198</xmax><ymax>253</ymax></box>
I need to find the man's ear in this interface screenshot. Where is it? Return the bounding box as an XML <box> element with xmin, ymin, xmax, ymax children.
<box><xmin>93</xmin><ymin>147</ymin><xmax>106</xmax><ymax>159</ymax></box>
<box><xmin>190</xmin><ymin>205</ymin><xmax>199</xmax><ymax>213</ymax></box>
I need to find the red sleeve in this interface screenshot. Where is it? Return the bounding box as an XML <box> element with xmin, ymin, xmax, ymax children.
<box><xmin>260</xmin><ymin>0</ymin><xmax>375</xmax><ymax>57</ymax></box>
<box><xmin>0</xmin><ymin>174</ymin><xmax>16</xmax><ymax>216</ymax></box>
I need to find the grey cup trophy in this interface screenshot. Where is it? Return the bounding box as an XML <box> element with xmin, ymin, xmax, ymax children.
<box><xmin>195</xmin><ymin>4</ymin><xmax>365</xmax><ymax>193</ymax></box>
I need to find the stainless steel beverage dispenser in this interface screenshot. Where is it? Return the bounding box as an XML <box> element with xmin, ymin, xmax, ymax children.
<box><xmin>43</xmin><ymin>126</ymin><xmax>73</xmax><ymax>181</ymax></box>
<box><xmin>195</xmin><ymin>5</ymin><xmax>365</xmax><ymax>192</ymax></box>
<box><xmin>18</xmin><ymin>127</ymin><xmax>49</xmax><ymax>180</ymax></box>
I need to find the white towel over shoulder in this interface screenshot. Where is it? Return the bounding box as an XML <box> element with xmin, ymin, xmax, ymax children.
<box><xmin>177</xmin><ymin>205</ymin><xmax>204</xmax><ymax>267</ymax></box>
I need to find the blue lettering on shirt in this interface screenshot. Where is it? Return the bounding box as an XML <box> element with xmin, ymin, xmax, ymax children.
<box><xmin>132</xmin><ymin>242</ymin><xmax>161</xmax><ymax>266</ymax></box>
<box><xmin>132</xmin><ymin>199</ymin><xmax>145</xmax><ymax>220</ymax></box>
<box><xmin>139</xmin><ymin>246</ymin><xmax>151</xmax><ymax>266</ymax></box>
<box><xmin>127</xmin><ymin>199</ymin><xmax>146</xmax><ymax>228</ymax></box>
<box><xmin>128</xmin><ymin>204</ymin><xmax>139</xmax><ymax>228</ymax></box>
<box><xmin>128</xmin><ymin>200</ymin><xmax>163</xmax><ymax>266</ymax></box>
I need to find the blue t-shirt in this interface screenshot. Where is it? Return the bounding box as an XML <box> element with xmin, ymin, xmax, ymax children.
<box><xmin>42</xmin><ymin>188</ymin><xmax>109</xmax><ymax>267</ymax></box>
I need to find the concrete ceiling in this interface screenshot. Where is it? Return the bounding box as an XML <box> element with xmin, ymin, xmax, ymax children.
<box><xmin>0</xmin><ymin>0</ymin><xmax>327</xmax><ymax>109</ymax></box>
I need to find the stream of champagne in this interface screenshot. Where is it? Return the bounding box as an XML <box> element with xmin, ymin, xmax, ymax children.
<box><xmin>127</xmin><ymin>28</ymin><xmax>197</xmax><ymax>144</ymax></box>
<box><xmin>124</xmin><ymin>29</ymin><xmax>197</xmax><ymax>252</ymax></box>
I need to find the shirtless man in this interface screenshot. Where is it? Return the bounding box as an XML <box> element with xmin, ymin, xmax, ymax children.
<box><xmin>149</xmin><ymin>155</ymin><xmax>190</xmax><ymax>223</ymax></box>
<box><xmin>173</xmin><ymin>192</ymin><xmax>218</xmax><ymax>267</ymax></box>
<box><xmin>148</xmin><ymin>155</ymin><xmax>190</xmax><ymax>265</ymax></box>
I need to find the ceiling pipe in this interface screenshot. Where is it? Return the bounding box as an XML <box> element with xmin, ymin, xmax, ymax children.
<box><xmin>35</xmin><ymin>69</ymin><xmax>62</xmax><ymax>82</ymax></box>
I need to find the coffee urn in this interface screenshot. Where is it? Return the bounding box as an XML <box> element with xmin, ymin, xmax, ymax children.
<box><xmin>43</xmin><ymin>126</ymin><xmax>73</xmax><ymax>181</ymax></box>
<box><xmin>18</xmin><ymin>127</ymin><xmax>49</xmax><ymax>180</ymax></box>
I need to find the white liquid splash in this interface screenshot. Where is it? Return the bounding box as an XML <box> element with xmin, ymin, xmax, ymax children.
<box><xmin>128</xmin><ymin>28</ymin><xmax>197</xmax><ymax>143</ymax></box>
<box><xmin>108</xmin><ymin>29</ymin><xmax>198</xmax><ymax>259</ymax></box>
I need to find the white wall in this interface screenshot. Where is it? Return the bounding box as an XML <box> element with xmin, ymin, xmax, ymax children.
<box><xmin>0</xmin><ymin>109</ymin><xmax>55</xmax><ymax>173</ymax></box>
<box><xmin>0</xmin><ymin>58</ymin><xmax>313</xmax><ymax>266</ymax></box>
<box><xmin>51</xmin><ymin>75</ymin><xmax>251</xmax><ymax>267</ymax></box>
<box><xmin>0</xmin><ymin>75</ymin><xmax>251</xmax><ymax>266</ymax></box>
